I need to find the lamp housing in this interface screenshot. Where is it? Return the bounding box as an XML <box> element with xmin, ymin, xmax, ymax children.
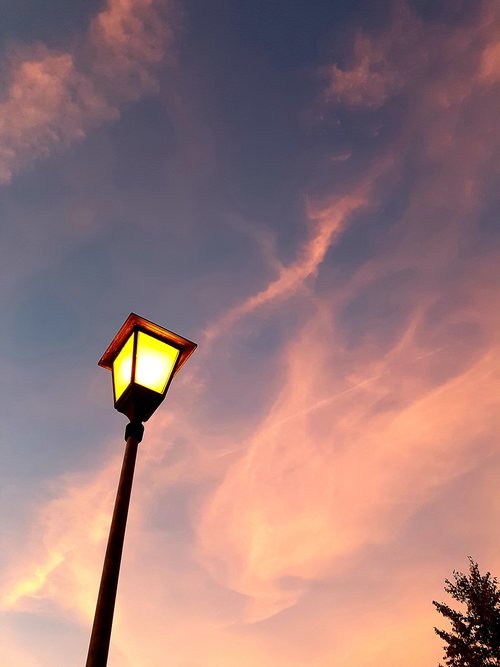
<box><xmin>98</xmin><ymin>313</ymin><xmax>196</xmax><ymax>422</ymax></box>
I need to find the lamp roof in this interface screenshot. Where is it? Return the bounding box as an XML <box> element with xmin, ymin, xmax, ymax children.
<box><xmin>98</xmin><ymin>313</ymin><xmax>197</xmax><ymax>376</ymax></box>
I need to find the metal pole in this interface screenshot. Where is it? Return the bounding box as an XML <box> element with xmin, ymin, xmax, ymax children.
<box><xmin>86</xmin><ymin>422</ymin><xmax>144</xmax><ymax>667</ymax></box>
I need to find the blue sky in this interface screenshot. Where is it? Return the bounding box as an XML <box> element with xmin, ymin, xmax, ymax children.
<box><xmin>1</xmin><ymin>1</ymin><xmax>499</xmax><ymax>665</ymax></box>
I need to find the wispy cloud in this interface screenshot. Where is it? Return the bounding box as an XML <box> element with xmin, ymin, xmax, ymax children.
<box><xmin>204</xmin><ymin>181</ymin><xmax>375</xmax><ymax>343</ymax></box>
<box><xmin>196</xmin><ymin>0</ymin><xmax>500</xmax><ymax>621</ymax></box>
<box><xmin>0</xmin><ymin>0</ymin><xmax>177</xmax><ymax>184</ymax></box>
<box><xmin>2</xmin><ymin>2</ymin><xmax>500</xmax><ymax>665</ymax></box>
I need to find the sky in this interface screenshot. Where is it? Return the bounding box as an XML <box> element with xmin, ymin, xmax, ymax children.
<box><xmin>0</xmin><ymin>0</ymin><xmax>499</xmax><ymax>665</ymax></box>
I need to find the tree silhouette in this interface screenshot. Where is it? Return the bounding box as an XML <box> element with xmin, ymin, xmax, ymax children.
<box><xmin>433</xmin><ymin>557</ymin><xmax>500</xmax><ymax>666</ymax></box>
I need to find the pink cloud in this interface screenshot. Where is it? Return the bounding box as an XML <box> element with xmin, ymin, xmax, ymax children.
<box><xmin>203</xmin><ymin>178</ymin><xmax>377</xmax><ymax>343</ymax></box>
<box><xmin>323</xmin><ymin>0</ymin><xmax>500</xmax><ymax>118</ymax></box>
<box><xmin>195</xmin><ymin>0</ymin><xmax>500</xmax><ymax>622</ymax></box>
<box><xmin>323</xmin><ymin>31</ymin><xmax>402</xmax><ymax>109</ymax></box>
<box><xmin>2</xmin><ymin>2</ymin><xmax>500</xmax><ymax>665</ymax></box>
<box><xmin>197</xmin><ymin>301</ymin><xmax>500</xmax><ymax>614</ymax></box>
<box><xmin>0</xmin><ymin>632</ymin><xmax>40</xmax><ymax>667</ymax></box>
<box><xmin>0</xmin><ymin>0</ymin><xmax>177</xmax><ymax>184</ymax></box>
<box><xmin>480</xmin><ymin>41</ymin><xmax>500</xmax><ymax>81</ymax></box>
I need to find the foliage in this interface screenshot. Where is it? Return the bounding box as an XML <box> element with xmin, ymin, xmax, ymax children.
<box><xmin>433</xmin><ymin>557</ymin><xmax>500</xmax><ymax>666</ymax></box>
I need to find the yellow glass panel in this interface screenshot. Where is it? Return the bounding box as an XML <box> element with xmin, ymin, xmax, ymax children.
<box><xmin>113</xmin><ymin>333</ymin><xmax>134</xmax><ymax>400</ymax></box>
<box><xmin>135</xmin><ymin>331</ymin><xmax>179</xmax><ymax>394</ymax></box>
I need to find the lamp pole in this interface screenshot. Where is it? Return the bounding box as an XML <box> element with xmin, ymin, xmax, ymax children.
<box><xmin>85</xmin><ymin>421</ymin><xmax>144</xmax><ymax>667</ymax></box>
<box><xmin>87</xmin><ymin>313</ymin><xmax>196</xmax><ymax>665</ymax></box>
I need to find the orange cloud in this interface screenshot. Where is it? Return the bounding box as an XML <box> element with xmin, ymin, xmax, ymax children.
<box><xmin>1</xmin><ymin>454</ymin><xmax>121</xmax><ymax>620</ymax></box>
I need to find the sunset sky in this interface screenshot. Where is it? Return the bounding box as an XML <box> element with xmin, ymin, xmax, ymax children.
<box><xmin>1</xmin><ymin>1</ymin><xmax>499</xmax><ymax>665</ymax></box>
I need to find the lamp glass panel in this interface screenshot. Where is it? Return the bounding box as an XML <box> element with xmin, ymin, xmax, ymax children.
<box><xmin>135</xmin><ymin>331</ymin><xmax>179</xmax><ymax>394</ymax></box>
<box><xmin>113</xmin><ymin>332</ymin><xmax>134</xmax><ymax>400</ymax></box>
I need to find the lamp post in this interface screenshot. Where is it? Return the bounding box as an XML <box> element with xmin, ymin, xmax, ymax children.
<box><xmin>85</xmin><ymin>313</ymin><xmax>196</xmax><ymax>667</ymax></box>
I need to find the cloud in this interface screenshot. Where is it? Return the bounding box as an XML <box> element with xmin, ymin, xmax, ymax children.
<box><xmin>195</xmin><ymin>0</ymin><xmax>500</xmax><ymax>620</ymax></box>
<box><xmin>203</xmin><ymin>179</ymin><xmax>375</xmax><ymax>343</ymax></box>
<box><xmin>0</xmin><ymin>0</ymin><xmax>177</xmax><ymax>184</ymax></box>
<box><xmin>2</xmin><ymin>2</ymin><xmax>500</xmax><ymax>665</ymax></box>
<box><xmin>323</xmin><ymin>31</ymin><xmax>402</xmax><ymax>109</ymax></box>
<box><xmin>480</xmin><ymin>41</ymin><xmax>500</xmax><ymax>82</ymax></box>
<box><xmin>197</xmin><ymin>304</ymin><xmax>500</xmax><ymax>617</ymax></box>
<box><xmin>0</xmin><ymin>630</ymin><xmax>40</xmax><ymax>667</ymax></box>
<box><xmin>323</xmin><ymin>0</ymin><xmax>499</xmax><ymax>116</ymax></box>
<box><xmin>1</xmin><ymin>455</ymin><xmax>120</xmax><ymax>619</ymax></box>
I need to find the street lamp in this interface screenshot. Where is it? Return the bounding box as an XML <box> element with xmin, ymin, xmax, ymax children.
<box><xmin>85</xmin><ymin>313</ymin><xmax>196</xmax><ymax>667</ymax></box>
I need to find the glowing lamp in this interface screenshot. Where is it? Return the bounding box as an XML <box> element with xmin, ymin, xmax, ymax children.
<box><xmin>98</xmin><ymin>313</ymin><xmax>196</xmax><ymax>423</ymax></box>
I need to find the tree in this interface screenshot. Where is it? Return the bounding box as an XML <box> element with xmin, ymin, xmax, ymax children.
<box><xmin>433</xmin><ymin>557</ymin><xmax>500</xmax><ymax>666</ymax></box>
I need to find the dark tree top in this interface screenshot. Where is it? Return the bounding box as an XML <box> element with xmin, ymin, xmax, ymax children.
<box><xmin>433</xmin><ymin>557</ymin><xmax>500</xmax><ymax>667</ymax></box>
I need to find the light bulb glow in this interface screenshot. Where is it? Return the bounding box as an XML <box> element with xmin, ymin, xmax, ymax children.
<box><xmin>135</xmin><ymin>332</ymin><xmax>179</xmax><ymax>394</ymax></box>
<box><xmin>113</xmin><ymin>333</ymin><xmax>134</xmax><ymax>400</ymax></box>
